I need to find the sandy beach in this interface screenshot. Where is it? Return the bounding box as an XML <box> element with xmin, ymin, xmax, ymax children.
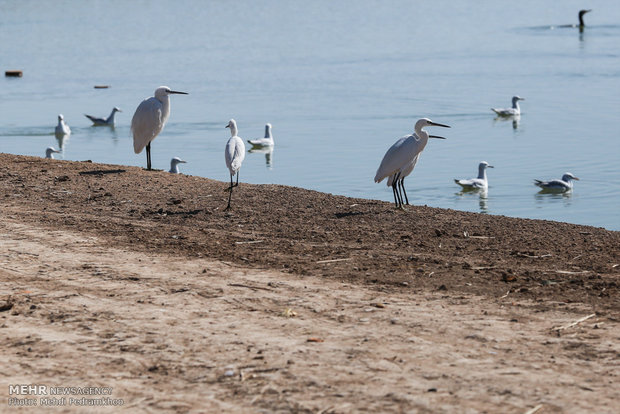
<box><xmin>1</xmin><ymin>153</ymin><xmax>619</xmax><ymax>413</ymax></box>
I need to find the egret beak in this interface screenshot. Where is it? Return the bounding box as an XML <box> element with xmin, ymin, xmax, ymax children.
<box><xmin>169</xmin><ymin>90</ymin><xmax>188</xmax><ymax>95</ymax></box>
<box><xmin>429</xmin><ymin>121</ymin><xmax>451</xmax><ymax>128</ymax></box>
<box><xmin>225</xmin><ymin>124</ymin><xmax>230</xmax><ymax>129</ymax></box>
<box><xmin>429</xmin><ymin>135</ymin><xmax>447</xmax><ymax>140</ymax></box>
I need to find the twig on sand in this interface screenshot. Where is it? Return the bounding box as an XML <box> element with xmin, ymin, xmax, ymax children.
<box><xmin>500</xmin><ymin>290</ymin><xmax>510</xmax><ymax>299</ymax></box>
<box><xmin>524</xmin><ymin>404</ymin><xmax>543</xmax><ymax>414</ymax></box>
<box><xmin>234</xmin><ymin>240</ymin><xmax>264</xmax><ymax>245</ymax></box>
<box><xmin>552</xmin><ymin>314</ymin><xmax>596</xmax><ymax>332</ymax></box>
<box><xmin>316</xmin><ymin>258</ymin><xmax>352</xmax><ymax>264</ymax></box>
<box><xmin>228</xmin><ymin>283</ymin><xmax>273</xmax><ymax>292</ymax></box>
<box><xmin>554</xmin><ymin>270</ymin><xmax>589</xmax><ymax>275</ymax></box>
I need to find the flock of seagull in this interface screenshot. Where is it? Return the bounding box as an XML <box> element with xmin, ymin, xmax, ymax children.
<box><xmin>47</xmin><ymin>10</ymin><xmax>592</xmax><ymax>210</ymax></box>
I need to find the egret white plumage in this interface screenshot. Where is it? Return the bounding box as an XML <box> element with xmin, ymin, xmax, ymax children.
<box><xmin>45</xmin><ymin>146</ymin><xmax>61</xmax><ymax>159</ymax></box>
<box><xmin>85</xmin><ymin>107</ymin><xmax>122</xmax><ymax>126</ymax></box>
<box><xmin>375</xmin><ymin>118</ymin><xmax>450</xmax><ymax>208</ymax></box>
<box><xmin>224</xmin><ymin>119</ymin><xmax>246</xmax><ymax>210</ymax></box>
<box><xmin>534</xmin><ymin>172</ymin><xmax>579</xmax><ymax>192</ymax></box>
<box><xmin>247</xmin><ymin>123</ymin><xmax>274</xmax><ymax>147</ymax></box>
<box><xmin>492</xmin><ymin>96</ymin><xmax>524</xmax><ymax>117</ymax></box>
<box><xmin>169</xmin><ymin>157</ymin><xmax>187</xmax><ymax>174</ymax></box>
<box><xmin>55</xmin><ymin>114</ymin><xmax>71</xmax><ymax>136</ymax></box>
<box><xmin>131</xmin><ymin>86</ymin><xmax>188</xmax><ymax>170</ymax></box>
<box><xmin>455</xmin><ymin>161</ymin><xmax>494</xmax><ymax>190</ymax></box>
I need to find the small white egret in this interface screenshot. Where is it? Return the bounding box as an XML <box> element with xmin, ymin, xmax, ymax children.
<box><xmin>85</xmin><ymin>107</ymin><xmax>122</xmax><ymax>126</ymax></box>
<box><xmin>169</xmin><ymin>157</ymin><xmax>187</xmax><ymax>174</ymax></box>
<box><xmin>55</xmin><ymin>114</ymin><xmax>71</xmax><ymax>136</ymax></box>
<box><xmin>492</xmin><ymin>96</ymin><xmax>524</xmax><ymax>117</ymax></box>
<box><xmin>224</xmin><ymin>119</ymin><xmax>246</xmax><ymax>210</ymax></box>
<box><xmin>534</xmin><ymin>172</ymin><xmax>579</xmax><ymax>192</ymax></box>
<box><xmin>247</xmin><ymin>123</ymin><xmax>274</xmax><ymax>147</ymax></box>
<box><xmin>455</xmin><ymin>161</ymin><xmax>494</xmax><ymax>190</ymax></box>
<box><xmin>131</xmin><ymin>86</ymin><xmax>188</xmax><ymax>170</ymax></box>
<box><xmin>45</xmin><ymin>146</ymin><xmax>61</xmax><ymax>159</ymax></box>
<box><xmin>375</xmin><ymin>118</ymin><xmax>450</xmax><ymax>208</ymax></box>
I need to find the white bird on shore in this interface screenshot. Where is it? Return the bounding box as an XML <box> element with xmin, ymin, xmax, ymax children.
<box><xmin>492</xmin><ymin>96</ymin><xmax>524</xmax><ymax>117</ymax></box>
<box><xmin>131</xmin><ymin>86</ymin><xmax>188</xmax><ymax>170</ymax></box>
<box><xmin>45</xmin><ymin>146</ymin><xmax>61</xmax><ymax>159</ymax></box>
<box><xmin>534</xmin><ymin>172</ymin><xmax>579</xmax><ymax>192</ymax></box>
<box><xmin>225</xmin><ymin>119</ymin><xmax>246</xmax><ymax>210</ymax></box>
<box><xmin>169</xmin><ymin>157</ymin><xmax>187</xmax><ymax>174</ymax></box>
<box><xmin>247</xmin><ymin>123</ymin><xmax>274</xmax><ymax>147</ymax></box>
<box><xmin>455</xmin><ymin>161</ymin><xmax>494</xmax><ymax>190</ymax></box>
<box><xmin>55</xmin><ymin>114</ymin><xmax>71</xmax><ymax>136</ymax></box>
<box><xmin>85</xmin><ymin>107</ymin><xmax>122</xmax><ymax>126</ymax></box>
<box><xmin>375</xmin><ymin>118</ymin><xmax>450</xmax><ymax>208</ymax></box>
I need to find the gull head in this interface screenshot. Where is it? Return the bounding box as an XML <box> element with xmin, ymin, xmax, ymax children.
<box><xmin>512</xmin><ymin>96</ymin><xmax>525</xmax><ymax>104</ymax></box>
<box><xmin>480</xmin><ymin>161</ymin><xmax>494</xmax><ymax>169</ymax></box>
<box><xmin>562</xmin><ymin>172</ymin><xmax>579</xmax><ymax>182</ymax></box>
<box><xmin>113</xmin><ymin>107</ymin><xmax>122</xmax><ymax>113</ymax></box>
<box><xmin>58</xmin><ymin>114</ymin><xmax>65</xmax><ymax>122</ymax></box>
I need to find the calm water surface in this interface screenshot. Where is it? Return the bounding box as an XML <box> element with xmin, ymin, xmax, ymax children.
<box><xmin>1</xmin><ymin>0</ymin><xmax>619</xmax><ymax>230</ymax></box>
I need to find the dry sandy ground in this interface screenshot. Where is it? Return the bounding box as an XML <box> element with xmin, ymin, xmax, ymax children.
<box><xmin>0</xmin><ymin>154</ymin><xmax>619</xmax><ymax>413</ymax></box>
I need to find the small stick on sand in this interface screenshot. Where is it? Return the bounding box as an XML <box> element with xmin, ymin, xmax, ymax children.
<box><xmin>524</xmin><ymin>404</ymin><xmax>543</xmax><ymax>414</ymax></box>
<box><xmin>553</xmin><ymin>313</ymin><xmax>596</xmax><ymax>332</ymax></box>
<box><xmin>316</xmin><ymin>258</ymin><xmax>352</xmax><ymax>264</ymax></box>
<box><xmin>228</xmin><ymin>283</ymin><xmax>272</xmax><ymax>292</ymax></box>
<box><xmin>234</xmin><ymin>240</ymin><xmax>264</xmax><ymax>245</ymax></box>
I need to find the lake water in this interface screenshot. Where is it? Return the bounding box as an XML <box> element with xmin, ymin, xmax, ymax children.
<box><xmin>1</xmin><ymin>0</ymin><xmax>619</xmax><ymax>230</ymax></box>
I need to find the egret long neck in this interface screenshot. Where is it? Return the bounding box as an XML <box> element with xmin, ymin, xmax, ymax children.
<box><xmin>414</xmin><ymin>127</ymin><xmax>430</xmax><ymax>151</ymax></box>
<box><xmin>158</xmin><ymin>95</ymin><xmax>171</xmax><ymax>124</ymax></box>
<box><xmin>229</xmin><ymin>124</ymin><xmax>238</xmax><ymax>137</ymax></box>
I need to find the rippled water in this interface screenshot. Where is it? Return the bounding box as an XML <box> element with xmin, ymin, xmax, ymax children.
<box><xmin>1</xmin><ymin>0</ymin><xmax>619</xmax><ymax>230</ymax></box>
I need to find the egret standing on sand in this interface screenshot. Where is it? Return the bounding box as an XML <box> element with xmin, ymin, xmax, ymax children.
<box><xmin>131</xmin><ymin>86</ymin><xmax>188</xmax><ymax>170</ymax></box>
<box><xmin>534</xmin><ymin>172</ymin><xmax>579</xmax><ymax>192</ymax></box>
<box><xmin>224</xmin><ymin>119</ymin><xmax>245</xmax><ymax>210</ymax></box>
<box><xmin>169</xmin><ymin>157</ymin><xmax>187</xmax><ymax>174</ymax></box>
<box><xmin>45</xmin><ymin>147</ymin><xmax>61</xmax><ymax>159</ymax></box>
<box><xmin>247</xmin><ymin>123</ymin><xmax>274</xmax><ymax>147</ymax></box>
<box><xmin>55</xmin><ymin>114</ymin><xmax>71</xmax><ymax>136</ymax></box>
<box><xmin>375</xmin><ymin>118</ymin><xmax>450</xmax><ymax>208</ymax></box>
<box><xmin>85</xmin><ymin>107</ymin><xmax>122</xmax><ymax>126</ymax></box>
<box><xmin>455</xmin><ymin>161</ymin><xmax>494</xmax><ymax>190</ymax></box>
<box><xmin>492</xmin><ymin>96</ymin><xmax>524</xmax><ymax>117</ymax></box>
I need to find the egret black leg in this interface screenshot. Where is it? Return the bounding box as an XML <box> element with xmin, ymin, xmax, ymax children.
<box><xmin>146</xmin><ymin>142</ymin><xmax>152</xmax><ymax>170</ymax></box>
<box><xmin>235</xmin><ymin>171</ymin><xmax>240</xmax><ymax>187</ymax></box>
<box><xmin>226</xmin><ymin>174</ymin><xmax>233</xmax><ymax>210</ymax></box>
<box><xmin>392</xmin><ymin>172</ymin><xmax>402</xmax><ymax>208</ymax></box>
<box><xmin>399</xmin><ymin>178</ymin><xmax>409</xmax><ymax>205</ymax></box>
<box><xmin>392</xmin><ymin>183</ymin><xmax>400</xmax><ymax>207</ymax></box>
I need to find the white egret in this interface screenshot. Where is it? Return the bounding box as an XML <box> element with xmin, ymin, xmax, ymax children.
<box><xmin>55</xmin><ymin>114</ymin><xmax>71</xmax><ymax>136</ymax></box>
<box><xmin>169</xmin><ymin>157</ymin><xmax>187</xmax><ymax>174</ymax></box>
<box><xmin>375</xmin><ymin>118</ymin><xmax>450</xmax><ymax>208</ymax></box>
<box><xmin>131</xmin><ymin>86</ymin><xmax>188</xmax><ymax>170</ymax></box>
<box><xmin>455</xmin><ymin>161</ymin><xmax>494</xmax><ymax>190</ymax></box>
<box><xmin>492</xmin><ymin>96</ymin><xmax>524</xmax><ymax>117</ymax></box>
<box><xmin>45</xmin><ymin>146</ymin><xmax>61</xmax><ymax>159</ymax></box>
<box><xmin>247</xmin><ymin>123</ymin><xmax>274</xmax><ymax>147</ymax></box>
<box><xmin>224</xmin><ymin>119</ymin><xmax>246</xmax><ymax>210</ymax></box>
<box><xmin>535</xmin><ymin>172</ymin><xmax>579</xmax><ymax>192</ymax></box>
<box><xmin>85</xmin><ymin>107</ymin><xmax>122</xmax><ymax>126</ymax></box>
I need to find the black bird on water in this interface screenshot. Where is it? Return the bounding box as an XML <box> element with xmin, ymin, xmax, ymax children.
<box><xmin>559</xmin><ymin>9</ymin><xmax>591</xmax><ymax>29</ymax></box>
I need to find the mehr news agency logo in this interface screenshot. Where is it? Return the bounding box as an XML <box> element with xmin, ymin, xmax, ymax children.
<box><xmin>7</xmin><ymin>384</ymin><xmax>124</xmax><ymax>407</ymax></box>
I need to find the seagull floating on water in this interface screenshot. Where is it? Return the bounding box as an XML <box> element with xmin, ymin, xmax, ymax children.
<box><xmin>247</xmin><ymin>123</ymin><xmax>274</xmax><ymax>147</ymax></box>
<box><xmin>55</xmin><ymin>114</ymin><xmax>71</xmax><ymax>136</ymax></box>
<box><xmin>225</xmin><ymin>119</ymin><xmax>246</xmax><ymax>210</ymax></box>
<box><xmin>534</xmin><ymin>172</ymin><xmax>579</xmax><ymax>192</ymax></box>
<box><xmin>131</xmin><ymin>86</ymin><xmax>188</xmax><ymax>170</ymax></box>
<box><xmin>169</xmin><ymin>157</ymin><xmax>187</xmax><ymax>174</ymax></box>
<box><xmin>375</xmin><ymin>118</ymin><xmax>450</xmax><ymax>208</ymax></box>
<box><xmin>492</xmin><ymin>96</ymin><xmax>524</xmax><ymax>117</ymax></box>
<box><xmin>455</xmin><ymin>161</ymin><xmax>494</xmax><ymax>190</ymax></box>
<box><xmin>85</xmin><ymin>107</ymin><xmax>122</xmax><ymax>126</ymax></box>
<box><xmin>45</xmin><ymin>146</ymin><xmax>61</xmax><ymax>159</ymax></box>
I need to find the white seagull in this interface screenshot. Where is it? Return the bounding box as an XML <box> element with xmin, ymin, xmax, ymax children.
<box><xmin>375</xmin><ymin>118</ymin><xmax>450</xmax><ymax>208</ymax></box>
<box><xmin>247</xmin><ymin>123</ymin><xmax>274</xmax><ymax>147</ymax></box>
<box><xmin>45</xmin><ymin>146</ymin><xmax>61</xmax><ymax>159</ymax></box>
<box><xmin>534</xmin><ymin>172</ymin><xmax>579</xmax><ymax>192</ymax></box>
<box><xmin>131</xmin><ymin>86</ymin><xmax>188</xmax><ymax>170</ymax></box>
<box><xmin>55</xmin><ymin>114</ymin><xmax>71</xmax><ymax>136</ymax></box>
<box><xmin>455</xmin><ymin>161</ymin><xmax>494</xmax><ymax>190</ymax></box>
<box><xmin>169</xmin><ymin>157</ymin><xmax>187</xmax><ymax>174</ymax></box>
<box><xmin>492</xmin><ymin>96</ymin><xmax>525</xmax><ymax>117</ymax></box>
<box><xmin>224</xmin><ymin>119</ymin><xmax>246</xmax><ymax>210</ymax></box>
<box><xmin>85</xmin><ymin>107</ymin><xmax>122</xmax><ymax>126</ymax></box>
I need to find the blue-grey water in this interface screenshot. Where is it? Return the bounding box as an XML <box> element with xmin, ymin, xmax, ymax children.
<box><xmin>1</xmin><ymin>0</ymin><xmax>619</xmax><ymax>230</ymax></box>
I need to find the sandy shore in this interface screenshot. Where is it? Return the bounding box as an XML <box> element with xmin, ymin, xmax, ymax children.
<box><xmin>1</xmin><ymin>153</ymin><xmax>619</xmax><ymax>413</ymax></box>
